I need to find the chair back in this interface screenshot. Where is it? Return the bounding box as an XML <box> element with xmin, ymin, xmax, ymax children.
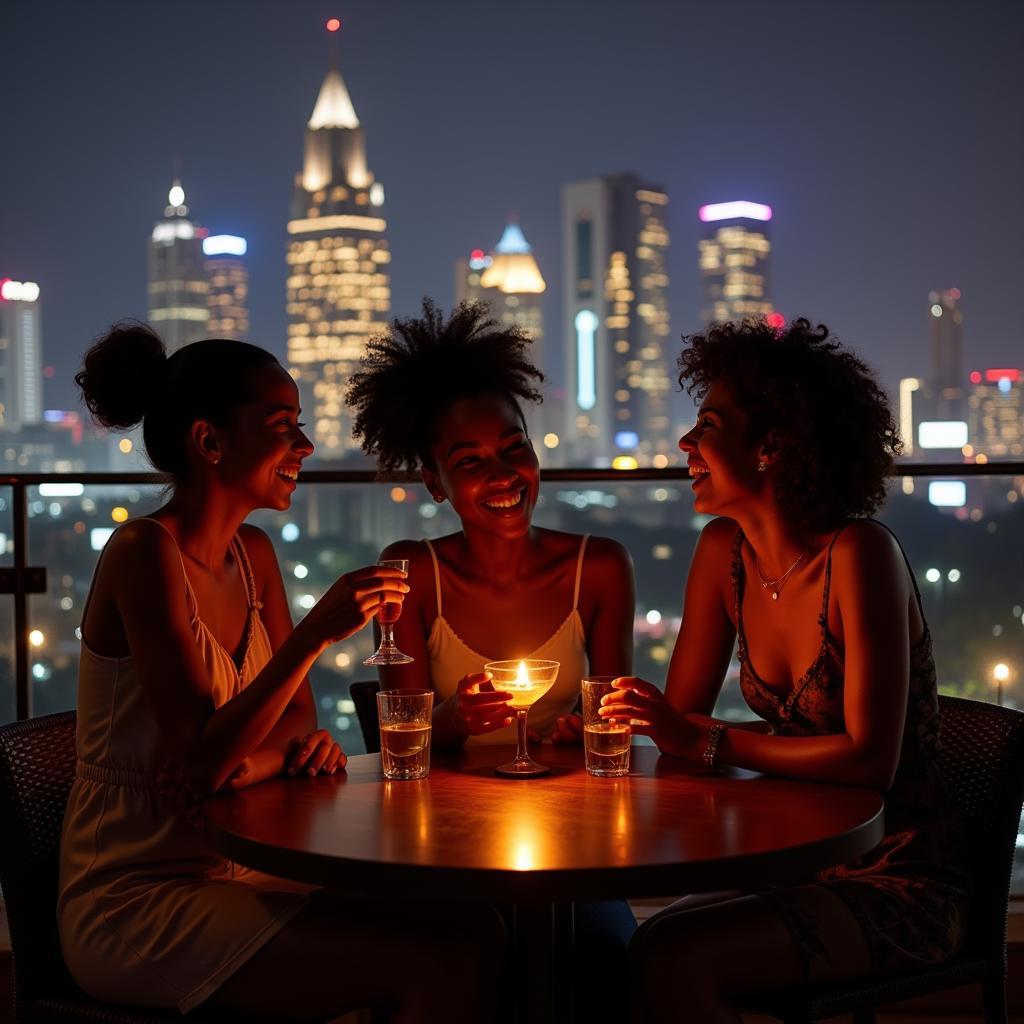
<box><xmin>937</xmin><ymin>695</ymin><xmax>1024</xmax><ymax>966</ymax></box>
<box><xmin>350</xmin><ymin>680</ymin><xmax>382</xmax><ymax>753</ymax></box>
<box><xmin>0</xmin><ymin>710</ymin><xmax>80</xmax><ymax>1009</ymax></box>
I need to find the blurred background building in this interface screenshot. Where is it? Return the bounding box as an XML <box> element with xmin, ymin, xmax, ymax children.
<box><xmin>147</xmin><ymin>180</ymin><xmax>210</xmax><ymax>352</ymax></box>
<box><xmin>0</xmin><ymin>278</ymin><xmax>42</xmax><ymax>431</ymax></box>
<box><xmin>203</xmin><ymin>235</ymin><xmax>250</xmax><ymax>340</ymax></box>
<box><xmin>561</xmin><ymin>174</ymin><xmax>672</xmax><ymax>467</ymax></box>
<box><xmin>698</xmin><ymin>200</ymin><xmax>774</xmax><ymax>325</ymax></box>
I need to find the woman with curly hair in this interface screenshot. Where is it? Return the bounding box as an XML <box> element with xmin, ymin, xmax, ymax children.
<box><xmin>347</xmin><ymin>299</ymin><xmax>635</xmax><ymax>747</ymax></box>
<box><xmin>603</xmin><ymin>318</ymin><xmax>971</xmax><ymax>1022</ymax></box>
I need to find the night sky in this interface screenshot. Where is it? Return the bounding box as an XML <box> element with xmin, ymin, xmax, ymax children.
<box><xmin>4</xmin><ymin>0</ymin><xmax>1022</xmax><ymax>417</ymax></box>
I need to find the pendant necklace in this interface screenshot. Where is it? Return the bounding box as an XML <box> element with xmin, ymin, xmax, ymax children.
<box><xmin>754</xmin><ymin>550</ymin><xmax>806</xmax><ymax>601</ymax></box>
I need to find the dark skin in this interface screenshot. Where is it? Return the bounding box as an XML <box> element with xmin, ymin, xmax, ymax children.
<box><xmin>379</xmin><ymin>393</ymin><xmax>635</xmax><ymax>746</ymax></box>
<box><xmin>80</xmin><ymin>364</ymin><xmax>505</xmax><ymax>1022</ymax></box>
<box><xmin>605</xmin><ymin>380</ymin><xmax>923</xmax><ymax>1022</ymax></box>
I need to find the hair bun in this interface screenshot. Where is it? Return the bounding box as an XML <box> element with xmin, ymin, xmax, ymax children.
<box><xmin>75</xmin><ymin>320</ymin><xmax>168</xmax><ymax>429</ymax></box>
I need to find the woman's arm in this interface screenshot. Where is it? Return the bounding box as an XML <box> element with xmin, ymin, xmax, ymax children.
<box><xmin>109</xmin><ymin>520</ymin><xmax>405</xmax><ymax>793</ymax></box>
<box><xmin>582</xmin><ymin>536</ymin><xmax>636</xmax><ymax>677</ymax></box>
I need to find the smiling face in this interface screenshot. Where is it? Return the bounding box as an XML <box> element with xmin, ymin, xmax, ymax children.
<box><xmin>214</xmin><ymin>364</ymin><xmax>314</xmax><ymax>511</ymax></box>
<box><xmin>422</xmin><ymin>392</ymin><xmax>540</xmax><ymax>539</ymax></box>
<box><xmin>678</xmin><ymin>380</ymin><xmax>771</xmax><ymax>516</ymax></box>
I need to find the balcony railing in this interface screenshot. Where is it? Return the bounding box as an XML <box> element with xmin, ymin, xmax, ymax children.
<box><xmin>1</xmin><ymin>460</ymin><xmax>1021</xmax><ymax>723</ymax></box>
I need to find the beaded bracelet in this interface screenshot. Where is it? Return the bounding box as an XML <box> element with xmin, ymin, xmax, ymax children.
<box><xmin>702</xmin><ymin>722</ymin><xmax>727</xmax><ymax>769</ymax></box>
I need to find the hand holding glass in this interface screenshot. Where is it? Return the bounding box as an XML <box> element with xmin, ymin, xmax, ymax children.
<box><xmin>364</xmin><ymin>559</ymin><xmax>414</xmax><ymax>665</ymax></box>
<box><xmin>582</xmin><ymin>676</ymin><xmax>631</xmax><ymax>777</ymax></box>
<box><xmin>484</xmin><ymin>660</ymin><xmax>559</xmax><ymax>778</ymax></box>
<box><xmin>377</xmin><ymin>689</ymin><xmax>433</xmax><ymax>780</ymax></box>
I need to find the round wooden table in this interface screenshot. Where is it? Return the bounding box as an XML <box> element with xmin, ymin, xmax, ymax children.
<box><xmin>205</xmin><ymin>744</ymin><xmax>884</xmax><ymax>1023</ymax></box>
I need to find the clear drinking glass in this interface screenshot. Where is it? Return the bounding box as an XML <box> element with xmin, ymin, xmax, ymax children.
<box><xmin>377</xmin><ymin>688</ymin><xmax>433</xmax><ymax>780</ymax></box>
<box><xmin>484</xmin><ymin>659</ymin><xmax>560</xmax><ymax>778</ymax></box>
<box><xmin>581</xmin><ymin>676</ymin><xmax>631</xmax><ymax>777</ymax></box>
<box><xmin>363</xmin><ymin>559</ymin><xmax>414</xmax><ymax>666</ymax></box>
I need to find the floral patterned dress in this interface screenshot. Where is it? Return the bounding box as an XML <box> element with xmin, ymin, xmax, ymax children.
<box><xmin>731</xmin><ymin>521</ymin><xmax>972</xmax><ymax>973</ymax></box>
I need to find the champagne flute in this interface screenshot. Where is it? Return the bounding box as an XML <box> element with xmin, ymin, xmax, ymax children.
<box><xmin>363</xmin><ymin>559</ymin><xmax>414</xmax><ymax>666</ymax></box>
<box><xmin>484</xmin><ymin>660</ymin><xmax>559</xmax><ymax>777</ymax></box>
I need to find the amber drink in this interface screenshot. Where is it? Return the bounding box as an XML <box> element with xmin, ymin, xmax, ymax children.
<box><xmin>582</xmin><ymin>676</ymin><xmax>631</xmax><ymax>777</ymax></box>
<box><xmin>376</xmin><ymin>689</ymin><xmax>433</xmax><ymax>780</ymax></box>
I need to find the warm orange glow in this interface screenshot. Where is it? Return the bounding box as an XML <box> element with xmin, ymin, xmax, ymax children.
<box><xmin>326</xmin><ymin>18</ymin><xmax>341</xmax><ymax>32</ymax></box>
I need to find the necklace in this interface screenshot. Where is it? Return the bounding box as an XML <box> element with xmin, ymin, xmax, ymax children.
<box><xmin>754</xmin><ymin>550</ymin><xmax>806</xmax><ymax>601</ymax></box>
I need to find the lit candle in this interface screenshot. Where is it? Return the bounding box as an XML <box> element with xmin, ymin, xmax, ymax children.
<box><xmin>506</xmin><ymin>660</ymin><xmax>550</xmax><ymax>708</ymax></box>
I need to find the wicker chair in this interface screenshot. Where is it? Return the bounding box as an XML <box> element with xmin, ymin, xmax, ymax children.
<box><xmin>349</xmin><ymin>680</ymin><xmax>382</xmax><ymax>754</ymax></box>
<box><xmin>0</xmin><ymin>711</ymin><xmax>274</xmax><ymax>1023</ymax></box>
<box><xmin>747</xmin><ymin>695</ymin><xmax>1024</xmax><ymax>1023</ymax></box>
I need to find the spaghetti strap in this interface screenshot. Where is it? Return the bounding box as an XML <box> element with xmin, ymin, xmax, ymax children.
<box><xmin>866</xmin><ymin>518</ymin><xmax>928</xmax><ymax>619</ymax></box>
<box><xmin>818</xmin><ymin>524</ymin><xmax>851</xmax><ymax>634</ymax></box>
<box><xmin>572</xmin><ymin>535</ymin><xmax>590</xmax><ymax>611</ymax></box>
<box><xmin>424</xmin><ymin>539</ymin><xmax>443</xmax><ymax>618</ymax></box>
<box><xmin>231</xmin><ymin>535</ymin><xmax>263</xmax><ymax>611</ymax></box>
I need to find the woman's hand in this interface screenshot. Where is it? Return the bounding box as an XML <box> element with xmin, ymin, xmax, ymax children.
<box><xmin>600</xmin><ymin>677</ymin><xmax>702</xmax><ymax>759</ymax></box>
<box><xmin>449</xmin><ymin>672</ymin><xmax>514</xmax><ymax>735</ymax></box>
<box><xmin>299</xmin><ymin>565</ymin><xmax>409</xmax><ymax>648</ymax></box>
<box><xmin>550</xmin><ymin>712</ymin><xmax>584</xmax><ymax>745</ymax></box>
<box><xmin>286</xmin><ymin>729</ymin><xmax>347</xmax><ymax>776</ymax></box>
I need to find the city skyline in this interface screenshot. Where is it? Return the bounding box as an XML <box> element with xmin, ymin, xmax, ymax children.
<box><xmin>3</xmin><ymin>0</ymin><xmax>1023</xmax><ymax>417</ymax></box>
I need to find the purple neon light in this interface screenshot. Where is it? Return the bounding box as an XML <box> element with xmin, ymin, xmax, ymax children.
<box><xmin>698</xmin><ymin>201</ymin><xmax>773</xmax><ymax>223</ymax></box>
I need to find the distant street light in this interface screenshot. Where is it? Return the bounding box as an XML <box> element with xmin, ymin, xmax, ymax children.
<box><xmin>993</xmin><ymin>662</ymin><xmax>1012</xmax><ymax>707</ymax></box>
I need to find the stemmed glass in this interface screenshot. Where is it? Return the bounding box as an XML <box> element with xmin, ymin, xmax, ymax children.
<box><xmin>363</xmin><ymin>559</ymin><xmax>414</xmax><ymax>666</ymax></box>
<box><xmin>484</xmin><ymin>659</ymin><xmax>560</xmax><ymax>778</ymax></box>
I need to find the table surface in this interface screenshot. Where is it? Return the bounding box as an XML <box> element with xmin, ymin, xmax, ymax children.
<box><xmin>204</xmin><ymin>744</ymin><xmax>885</xmax><ymax>903</ymax></box>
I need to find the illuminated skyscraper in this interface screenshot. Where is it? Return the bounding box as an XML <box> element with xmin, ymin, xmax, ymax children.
<box><xmin>286</xmin><ymin>45</ymin><xmax>390</xmax><ymax>456</ymax></box>
<box><xmin>0</xmin><ymin>278</ymin><xmax>43</xmax><ymax>430</ymax></box>
<box><xmin>698</xmin><ymin>201</ymin><xmax>773</xmax><ymax>325</ymax></box>
<box><xmin>203</xmin><ymin>234</ymin><xmax>249</xmax><ymax>340</ymax></box>
<box><xmin>562</xmin><ymin>174</ymin><xmax>671</xmax><ymax>466</ymax></box>
<box><xmin>456</xmin><ymin>221</ymin><xmax>547</xmax><ymax>444</ymax></box>
<box><xmin>148</xmin><ymin>180</ymin><xmax>210</xmax><ymax>352</ymax></box>
<box><xmin>456</xmin><ymin>221</ymin><xmax>546</xmax><ymax>349</ymax></box>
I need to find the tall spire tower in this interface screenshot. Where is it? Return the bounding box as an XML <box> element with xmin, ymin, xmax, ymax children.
<box><xmin>286</xmin><ymin>19</ymin><xmax>390</xmax><ymax>456</ymax></box>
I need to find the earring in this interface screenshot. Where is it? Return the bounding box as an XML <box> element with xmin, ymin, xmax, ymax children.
<box><xmin>433</xmin><ymin>494</ymin><xmax>444</xmax><ymax>503</ymax></box>
<box><xmin>757</xmin><ymin>461</ymin><xmax>767</xmax><ymax>472</ymax></box>
<box><xmin>211</xmin><ymin>455</ymin><xmax>221</xmax><ymax>466</ymax></box>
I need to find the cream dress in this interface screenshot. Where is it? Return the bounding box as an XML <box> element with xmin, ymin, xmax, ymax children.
<box><xmin>424</xmin><ymin>535</ymin><xmax>590</xmax><ymax>744</ymax></box>
<box><xmin>58</xmin><ymin>521</ymin><xmax>312</xmax><ymax>1013</ymax></box>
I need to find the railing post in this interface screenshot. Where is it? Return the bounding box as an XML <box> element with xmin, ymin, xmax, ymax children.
<box><xmin>13</xmin><ymin>481</ymin><xmax>31</xmax><ymax>720</ymax></box>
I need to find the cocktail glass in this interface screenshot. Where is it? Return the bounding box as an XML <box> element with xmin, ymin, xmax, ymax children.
<box><xmin>363</xmin><ymin>559</ymin><xmax>414</xmax><ymax>666</ymax></box>
<box><xmin>484</xmin><ymin>659</ymin><xmax>560</xmax><ymax>778</ymax></box>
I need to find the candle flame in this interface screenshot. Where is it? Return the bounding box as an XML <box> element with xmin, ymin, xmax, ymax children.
<box><xmin>514</xmin><ymin>660</ymin><xmax>530</xmax><ymax>689</ymax></box>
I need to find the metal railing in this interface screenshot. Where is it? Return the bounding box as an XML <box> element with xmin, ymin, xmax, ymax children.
<box><xmin>2</xmin><ymin>460</ymin><xmax>1022</xmax><ymax>720</ymax></box>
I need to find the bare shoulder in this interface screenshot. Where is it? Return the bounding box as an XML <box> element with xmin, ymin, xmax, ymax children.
<box><xmin>696</xmin><ymin>515</ymin><xmax>739</xmax><ymax>560</ymax></box>
<box><xmin>237</xmin><ymin>523</ymin><xmax>281</xmax><ymax>585</ymax></box>
<box><xmin>581</xmin><ymin>533</ymin><xmax>633</xmax><ymax>582</ymax></box>
<box><xmin>94</xmin><ymin>519</ymin><xmax>188</xmax><ymax>611</ymax></box>
<box><xmin>831</xmin><ymin>519</ymin><xmax>905</xmax><ymax>573</ymax></box>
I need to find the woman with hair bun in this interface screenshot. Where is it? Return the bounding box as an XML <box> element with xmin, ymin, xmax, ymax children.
<box><xmin>603</xmin><ymin>319</ymin><xmax>972</xmax><ymax>1022</ymax></box>
<box><xmin>58</xmin><ymin>322</ymin><xmax>504</xmax><ymax>1022</ymax></box>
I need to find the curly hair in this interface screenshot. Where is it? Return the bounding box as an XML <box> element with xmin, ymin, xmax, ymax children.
<box><xmin>346</xmin><ymin>299</ymin><xmax>544</xmax><ymax>473</ymax></box>
<box><xmin>677</xmin><ymin>317</ymin><xmax>902</xmax><ymax>534</ymax></box>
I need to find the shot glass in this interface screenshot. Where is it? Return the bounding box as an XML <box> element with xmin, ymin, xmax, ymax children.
<box><xmin>581</xmin><ymin>676</ymin><xmax>631</xmax><ymax>777</ymax></box>
<box><xmin>376</xmin><ymin>689</ymin><xmax>433</xmax><ymax>780</ymax></box>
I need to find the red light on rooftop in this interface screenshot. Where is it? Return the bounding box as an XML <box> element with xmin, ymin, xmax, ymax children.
<box><xmin>470</xmin><ymin>249</ymin><xmax>485</xmax><ymax>260</ymax></box>
<box><xmin>765</xmin><ymin>312</ymin><xmax>785</xmax><ymax>330</ymax></box>
<box><xmin>969</xmin><ymin>371</ymin><xmax>982</xmax><ymax>384</ymax></box>
<box><xmin>0</xmin><ymin>278</ymin><xmax>9</xmax><ymax>301</ymax></box>
<box><xmin>326</xmin><ymin>17</ymin><xmax>341</xmax><ymax>32</ymax></box>
<box><xmin>984</xmin><ymin>369</ymin><xmax>1020</xmax><ymax>383</ymax></box>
